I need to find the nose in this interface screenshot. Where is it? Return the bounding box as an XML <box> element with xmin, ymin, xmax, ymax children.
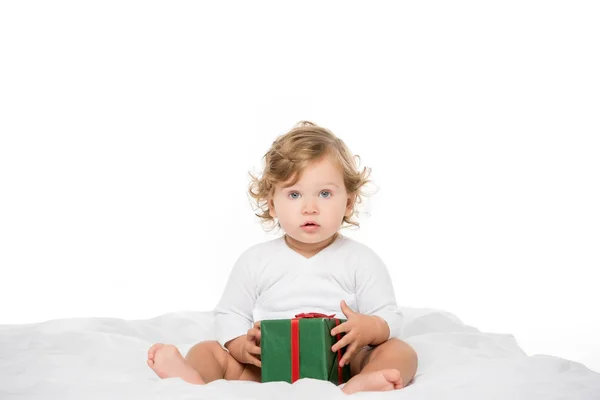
<box><xmin>302</xmin><ymin>197</ymin><xmax>319</xmax><ymax>214</ymax></box>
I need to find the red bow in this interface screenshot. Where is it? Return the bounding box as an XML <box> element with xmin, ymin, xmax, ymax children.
<box><xmin>294</xmin><ymin>312</ymin><xmax>336</xmax><ymax>319</ymax></box>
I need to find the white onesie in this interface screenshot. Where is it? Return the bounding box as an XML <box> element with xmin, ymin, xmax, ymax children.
<box><xmin>214</xmin><ymin>233</ymin><xmax>404</xmax><ymax>350</ymax></box>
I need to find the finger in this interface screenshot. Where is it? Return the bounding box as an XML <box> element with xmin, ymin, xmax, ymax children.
<box><xmin>250</xmin><ymin>330</ymin><xmax>261</xmax><ymax>344</ymax></box>
<box><xmin>248</xmin><ymin>354</ymin><xmax>262</xmax><ymax>368</ymax></box>
<box><xmin>331</xmin><ymin>332</ymin><xmax>353</xmax><ymax>353</ymax></box>
<box><xmin>339</xmin><ymin>341</ymin><xmax>360</xmax><ymax>367</ymax></box>
<box><xmin>340</xmin><ymin>300</ymin><xmax>355</xmax><ymax>318</ymax></box>
<box><xmin>247</xmin><ymin>328</ymin><xmax>261</xmax><ymax>341</ymax></box>
<box><xmin>248</xmin><ymin>344</ymin><xmax>261</xmax><ymax>355</ymax></box>
<box><xmin>331</xmin><ymin>321</ymin><xmax>352</xmax><ymax>337</ymax></box>
<box><xmin>253</xmin><ymin>321</ymin><xmax>261</xmax><ymax>329</ymax></box>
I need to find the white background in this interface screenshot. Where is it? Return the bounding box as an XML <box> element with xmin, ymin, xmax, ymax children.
<box><xmin>1</xmin><ymin>1</ymin><xmax>598</xmax><ymax>373</ymax></box>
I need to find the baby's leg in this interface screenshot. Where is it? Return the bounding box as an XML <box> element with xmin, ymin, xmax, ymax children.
<box><xmin>147</xmin><ymin>341</ymin><xmax>260</xmax><ymax>384</ymax></box>
<box><xmin>185</xmin><ymin>340</ymin><xmax>260</xmax><ymax>382</ymax></box>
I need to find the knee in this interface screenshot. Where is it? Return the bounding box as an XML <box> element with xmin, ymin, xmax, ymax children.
<box><xmin>189</xmin><ymin>340</ymin><xmax>225</xmax><ymax>354</ymax></box>
<box><xmin>386</xmin><ymin>338</ymin><xmax>410</xmax><ymax>351</ymax></box>
<box><xmin>186</xmin><ymin>341</ymin><xmax>227</xmax><ymax>364</ymax></box>
<box><xmin>373</xmin><ymin>338</ymin><xmax>417</xmax><ymax>364</ymax></box>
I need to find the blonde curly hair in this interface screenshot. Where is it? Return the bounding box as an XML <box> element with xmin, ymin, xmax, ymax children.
<box><xmin>248</xmin><ymin>121</ymin><xmax>374</xmax><ymax>232</ymax></box>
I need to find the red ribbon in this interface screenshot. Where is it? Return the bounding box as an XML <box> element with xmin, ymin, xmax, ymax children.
<box><xmin>291</xmin><ymin>313</ymin><xmax>344</xmax><ymax>384</ymax></box>
<box><xmin>291</xmin><ymin>319</ymin><xmax>300</xmax><ymax>381</ymax></box>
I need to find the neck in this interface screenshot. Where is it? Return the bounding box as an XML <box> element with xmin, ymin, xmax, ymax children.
<box><xmin>284</xmin><ymin>232</ymin><xmax>339</xmax><ymax>255</ymax></box>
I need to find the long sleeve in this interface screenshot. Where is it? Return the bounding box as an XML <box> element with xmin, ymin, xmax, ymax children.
<box><xmin>214</xmin><ymin>250</ymin><xmax>257</xmax><ymax>351</ymax></box>
<box><xmin>354</xmin><ymin>247</ymin><xmax>404</xmax><ymax>340</ymax></box>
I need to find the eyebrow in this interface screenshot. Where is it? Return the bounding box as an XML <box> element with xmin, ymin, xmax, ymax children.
<box><xmin>284</xmin><ymin>182</ymin><xmax>340</xmax><ymax>189</ymax></box>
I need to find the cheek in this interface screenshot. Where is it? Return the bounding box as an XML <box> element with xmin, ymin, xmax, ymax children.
<box><xmin>325</xmin><ymin>199</ymin><xmax>347</xmax><ymax>216</ymax></box>
<box><xmin>274</xmin><ymin>200</ymin><xmax>294</xmax><ymax>214</ymax></box>
<box><xmin>335</xmin><ymin>197</ymin><xmax>348</xmax><ymax>208</ymax></box>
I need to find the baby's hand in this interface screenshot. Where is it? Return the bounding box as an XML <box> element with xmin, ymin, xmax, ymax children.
<box><xmin>330</xmin><ymin>301</ymin><xmax>383</xmax><ymax>367</ymax></box>
<box><xmin>240</xmin><ymin>321</ymin><xmax>262</xmax><ymax>367</ymax></box>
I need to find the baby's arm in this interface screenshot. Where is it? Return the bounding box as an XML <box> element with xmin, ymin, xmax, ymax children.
<box><xmin>214</xmin><ymin>251</ymin><xmax>257</xmax><ymax>364</ymax></box>
<box><xmin>354</xmin><ymin>247</ymin><xmax>404</xmax><ymax>343</ymax></box>
<box><xmin>224</xmin><ymin>335</ymin><xmax>248</xmax><ymax>362</ymax></box>
<box><xmin>223</xmin><ymin>322</ymin><xmax>262</xmax><ymax>368</ymax></box>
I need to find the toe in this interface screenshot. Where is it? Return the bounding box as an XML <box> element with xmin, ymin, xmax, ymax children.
<box><xmin>148</xmin><ymin>343</ymin><xmax>164</xmax><ymax>360</ymax></box>
<box><xmin>382</xmin><ymin>369</ymin><xmax>403</xmax><ymax>387</ymax></box>
<box><xmin>147</xmin><ymin>359</ymin><xmax>154</xmax><ymax>368</ymax></box>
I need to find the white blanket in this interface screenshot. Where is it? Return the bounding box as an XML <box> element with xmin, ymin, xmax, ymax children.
<box><xmin>1</xmin><ymin>307</ymin><xmax>599</xmax><ymax>399</ymax></box>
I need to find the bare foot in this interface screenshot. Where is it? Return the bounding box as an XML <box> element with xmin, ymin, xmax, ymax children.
<box><xmin>341</xmin><ymin>369</ymin><xmax>404</xmax><ymax>394</ymax></box>
<box><xmin>147</xmin><ymin>343</ymin><xmax>205</xmax><ymax>384</ymax></box>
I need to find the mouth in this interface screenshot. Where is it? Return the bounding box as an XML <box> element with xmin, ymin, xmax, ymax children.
<box><xmin>301</xmin><ymin>222</ymin><xmax>320</xmax><ymax>232</ymax></box>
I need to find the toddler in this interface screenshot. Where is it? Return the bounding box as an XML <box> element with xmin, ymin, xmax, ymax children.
<box><xmin>147</xmin><ymin>121</ymin><xmax>418</xmax><ymax>394</ymax></box>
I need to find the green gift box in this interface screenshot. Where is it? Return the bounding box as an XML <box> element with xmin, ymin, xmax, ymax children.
<box><xmin>260</xmin><ymin>313</ymin><xmax>351</xmax><ymax>384</ymax></box>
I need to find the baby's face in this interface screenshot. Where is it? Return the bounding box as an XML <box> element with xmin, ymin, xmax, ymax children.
<box><xmin>269</xmin><ymin>155</ymin><xmax>353</xmax><ymax>244</ymax></box>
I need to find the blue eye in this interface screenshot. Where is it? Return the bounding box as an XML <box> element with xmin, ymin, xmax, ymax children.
<box><xmin>288</xmin><ymin>191</ymin><xmax>331</xmax><ymax>199</ymax></box>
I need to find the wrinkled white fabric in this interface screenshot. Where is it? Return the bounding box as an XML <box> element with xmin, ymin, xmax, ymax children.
<box><xmin>1</xmin><ymin>308</ymin><xmax>599</xmax><ymax>399</ymax></box>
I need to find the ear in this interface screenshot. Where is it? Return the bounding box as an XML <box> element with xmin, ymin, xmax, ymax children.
<box><xmin>268</xmin><ymin>197</ymin><xmax>277</xmax><ymax>218</ymax></box>
<box><xmin>344</xmin><ymin>193</ymin><xmax>356</xmax><ymax>217</ymax></box>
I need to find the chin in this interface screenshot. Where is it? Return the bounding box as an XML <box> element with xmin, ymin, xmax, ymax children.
<box><xmin>290</xmin><ymin>231</ymin><xmax>333</xmax><ymax>244</ymax></box>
